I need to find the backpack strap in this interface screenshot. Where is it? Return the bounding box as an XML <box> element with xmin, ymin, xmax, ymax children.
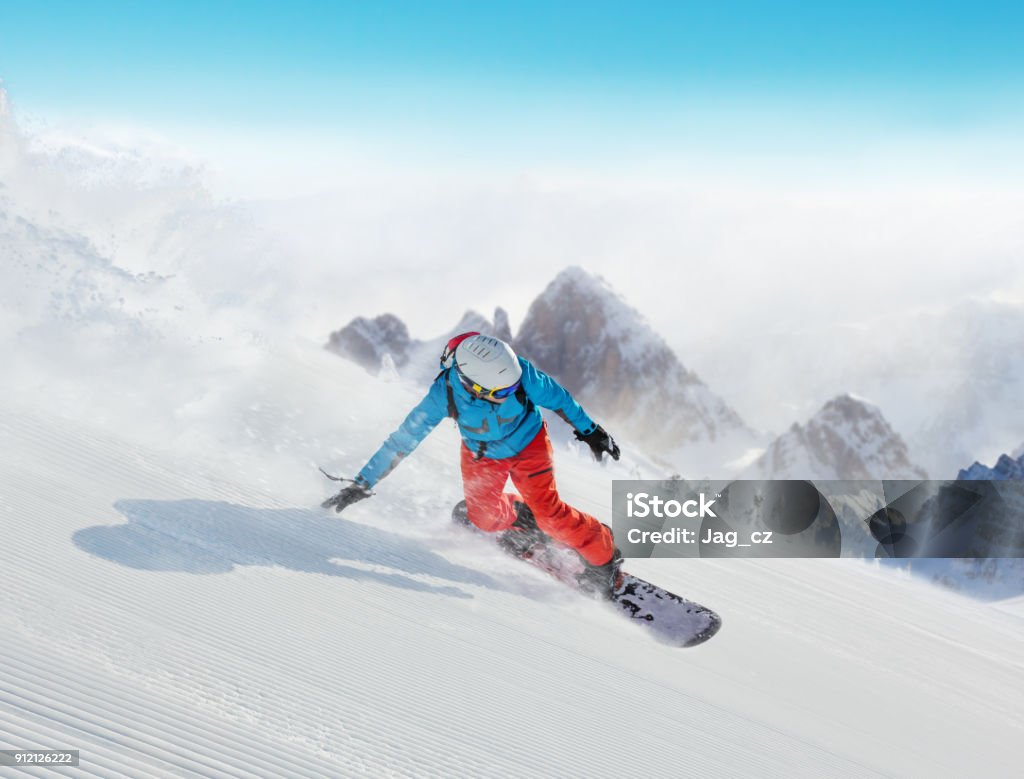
<box><xmin>438</xmin><ymin>368</ymin><xmax>459</xmax><ymax>421</ymax></box>
<box><xmin>514</xmin><ymin>384</ymin><xmax>534</xmax><ymax>414</ymax></box>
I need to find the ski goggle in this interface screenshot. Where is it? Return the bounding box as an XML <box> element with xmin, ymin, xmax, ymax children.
<box><xmin>456</xmin><ymin>369</ymin><xmax>521</xmax><ymax>400</ymax></box>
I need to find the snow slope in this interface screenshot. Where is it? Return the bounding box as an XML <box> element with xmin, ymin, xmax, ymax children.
<box><xmin>2</xmin><ymin>96</ymin><xmax>1022</xmax><ymax>777</ymax></box>
<box><xmin>2</xmin><ymin>340</ymin><xmax>1023</xmax><ymax>778</ymax></box>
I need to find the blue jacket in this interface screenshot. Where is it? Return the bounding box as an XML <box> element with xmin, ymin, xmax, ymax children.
<box><xmin>356</xmin><ymin>357</ymin><xmax>596</xmax><ymax>488</ymax></box>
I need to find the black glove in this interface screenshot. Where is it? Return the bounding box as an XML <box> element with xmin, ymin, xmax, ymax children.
<box><xmin>575</xmin><ymin>425</ymin><xmax>621</xmax><ymax>462</ymax></box>
<box><xmin>321</xmin><ymin>479</ymin><xmax>372</xmax><ymax>514</ymax></box>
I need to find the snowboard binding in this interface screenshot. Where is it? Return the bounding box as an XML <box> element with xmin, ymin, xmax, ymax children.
<box><xmin>452</xmin><ymin>499</ymin><xmax>551</xmax><ymax>560</ymax></box>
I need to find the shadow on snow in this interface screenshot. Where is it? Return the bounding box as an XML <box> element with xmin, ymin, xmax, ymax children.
<box><xmin>74</xmin><ymin>499</ymin><xmax>503</xmax><ymax>599</ymax></box>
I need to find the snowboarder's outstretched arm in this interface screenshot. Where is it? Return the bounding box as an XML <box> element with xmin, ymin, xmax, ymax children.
<box><xmin>324</xmin><ymin>378</ymin><xmax>448</xmax><ymax>513</ymax></box>
<box><xmin>519</xmin><ymin>359</ymin><xmax>620</xmax><ymax>462</ymax></box>
<box><xmin>519</xmin><ymin>358</ymin><xmax>594</xmax><ymax>432</ymax></box>
<box><xmin>356</xmin><ymin>378</ymin><xmax>449</xmax><ymax>489</ymax></box>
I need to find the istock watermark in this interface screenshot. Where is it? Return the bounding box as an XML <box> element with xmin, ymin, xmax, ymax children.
<box><xmin>625</xmin><ymin>491</ymin><xmax>718</xmax><ymax>518</ymax></box>
<box><xmin>612</xmin><ymin>479</ymin><xmax>1024</xmax><ymax>559</ymax></box>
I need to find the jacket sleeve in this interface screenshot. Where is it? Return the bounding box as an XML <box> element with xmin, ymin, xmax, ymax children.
<box><xmin>356</xmin><ymin>377</ymin><xmax>449</xmax><ymax>488</ymax></box>
<box><xmin>519</xmin><ymin>358</ymin><xmax>596</xmax><ymax>435</ymax></box>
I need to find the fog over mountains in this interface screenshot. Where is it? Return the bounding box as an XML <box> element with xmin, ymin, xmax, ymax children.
<box><xmin>686</xmin><ymin>299</ymin><xmax>1024</xmax><ymax>478</ymax></box>
<box><xmin>326</xmin><ymin>309</ymin><xmax>513</xmax><ymax>380</ymax></box>
<box><xmin>5</xmin><ymin>81</ymin><xmax>1017</xmax><ymax>484</ymax></box>
<box><xmin>742</xmin><ymin>394</ymin><xmax>927</xmax><ymax>480</ymax></box>
<box><xmin>327</xmin><ymin>268</ymin><xmax>945</xmax><ymax>480</ymax></box>
<box><xmin>327</xmin><ymin>267</ymin><xmax>762</xmax><ymax>474</ymax></box>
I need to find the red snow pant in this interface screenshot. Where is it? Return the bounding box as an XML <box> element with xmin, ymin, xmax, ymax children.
<box><xmin>460</xmin><ymin>424</ymin><xmax>615</xmax><ymax>566</ymax></box>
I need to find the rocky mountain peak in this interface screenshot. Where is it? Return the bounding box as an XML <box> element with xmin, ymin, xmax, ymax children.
<box><xmin>325</xmin><ymin>307</ymin><xmax>512</xmax><ymax>380</ymax></box>
<box><xmin>493</xmin><ymin>307</ymin><xmax>512</xmax><ymax>342</ymax></box>
<box><xmin>958</xmin><ymin>451</ymin><xmax>1024</xmax><ymax>481</ymax></box>
<box><xmin>745</xmin><ymin>394</ymin><xmax>927</xmax><ymax>480</ymax></box>
<box><xmin>515</xmin><ymin>266</ymin><xmax>657</xmax><ymax>386</ymax></box>
<box><xmin>540</xmin><ymin>264</ymin><xmax>615</xmax><ymax>299</ymax></box>
<box><xmin>325</xmin><ymin>313</ymin><xmax>412</xmax><ymax>373</ymax></box>
<box><xmin>514</xmin><ymin>266</ymin><xmax>752</xmax><ymax>454</ymax></box>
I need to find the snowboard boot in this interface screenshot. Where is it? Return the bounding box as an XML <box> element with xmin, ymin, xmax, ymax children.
<box><xmin>497</xmin><ymin>501</ymin><xmax>549</xmax><ymax>558</ymax></box>
<box><xmin>576</xmin><ymin>546</ymin><xmax>624</xmax><ymax>600</ymax></box>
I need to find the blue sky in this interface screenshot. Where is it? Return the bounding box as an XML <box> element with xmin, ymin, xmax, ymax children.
<box><xmin>3</xmin><ymin>0</ymin><xmax>1022</xmax><ymax>156</ymax></box>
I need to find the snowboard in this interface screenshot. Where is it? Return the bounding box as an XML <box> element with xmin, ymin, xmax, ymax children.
<box><xmin>452</xmin><ymin>500</ymin><xmax>721</xmax><ymax>648</ymax></box>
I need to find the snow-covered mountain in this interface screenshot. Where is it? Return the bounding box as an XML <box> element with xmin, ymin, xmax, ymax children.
<box><xmin>326</xmin><ymin>266</ymin><xmax>758</xmax><ymax>474</ymax></box>
<box><xmin>1</xmin><ymin>91</ymin><xmax>193</xmax><ymax>364</ymax></box>
<box><xmin>743</xmin><ymin>394</ymin><xmax>928</xmax><ymax>480</ymax></box>
<box><xmin>958</xmin><ymin>450</ymin><xmax>1024</xmax><ymax>481</ymax></box>
<box><xmin>691</xmin><ymin>299</ymin><xmax>1024</xmax><ymax>478</ymax></box>
<box><xmin>956</xmin><ymin>447</ymin><xmax>1024</xmax><ymax>560</ymax></box>
<box><xmin>513</xmin><ymin>267</ymin><xmax>757</xmax><ymax>463</ymax></box>
<box><xmin>906</xmin><ymin>450</ymin><xmax>1024</xmax><ymax>600</ymax></box>
<box><xmin>325</xmin><ymin>307</ymin><xmax>513</xmax><ymax>380</ymax></box>
<box><xmin>325</xmin><ymin>313</ymin><xmax>415</xmax><ymax>372</ymax></box>
<box><xmin>0</xmin><ymin>88</ymin><xmax>298</xmax><ymax>345</ymax></box>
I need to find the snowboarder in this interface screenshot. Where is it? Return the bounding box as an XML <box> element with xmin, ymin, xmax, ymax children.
<box><xmin>323</xmin><ymin>332</ymin><xmax>624</xmax><ymax>596</ymax></box>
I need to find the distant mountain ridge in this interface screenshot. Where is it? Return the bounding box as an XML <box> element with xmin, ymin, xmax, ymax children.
<box><xmin>326</xmin><ymin>267</ymin><xmax>756</xmax><ymax>464</ymax></box>
<box><xmin>325</xmin><ymin>268</ymin><xmax>929</xmax><ymax>479</ymax></box>
<box><xmin>512</xmin><ymin>267</ymin><xmax>754</xmax><ymax>455</ymax></box>
<box><xmin>326</xmin><ymin>308</ymin><xmax>513</xmax><ymax>379</ymax></box>
<box><xmin>743</xmin><ymin>394</ymin><xmax>928</xmax><ymax>480</ymax></box>
<box><xmin>914</xmin><ymin>447</ymin><xmax>1024</xmax><ymax>599</ymax></box>
<box><xmin>697</xmin><ymin>299</ymin><xmax>1024</xmax><ymax>478</ymax></box>
<box><xmin>958</xmin><ymin>449</ymin><xmax>1024</xmax><ymax>481</ymax></box>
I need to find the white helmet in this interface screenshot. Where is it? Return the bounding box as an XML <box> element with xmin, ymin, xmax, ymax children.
<box><xmin>454</xmin><ymin>334</ymin><xmax>523</xmax><ymax>394</ymax></box>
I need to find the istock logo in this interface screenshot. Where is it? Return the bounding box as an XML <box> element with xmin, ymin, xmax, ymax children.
<box><xmin>626</xmin><ymin>492</ymin><xmax>718</xmax><ymax>519</ymax></box>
